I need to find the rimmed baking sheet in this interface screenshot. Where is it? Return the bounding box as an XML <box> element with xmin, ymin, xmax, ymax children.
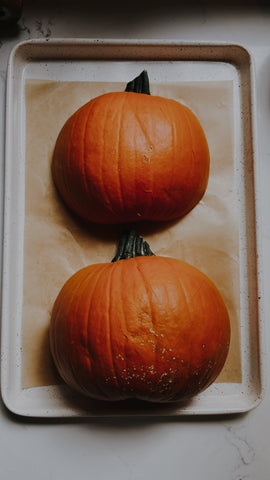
<box><xmin>1</xmin><ymin>39</ymin><xmax>265</xmax><ymax>417</ymax></box>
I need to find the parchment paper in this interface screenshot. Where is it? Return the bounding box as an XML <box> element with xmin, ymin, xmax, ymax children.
<box><xmin>22</xmin><ymin>78</ymin><xmax>241</xmax><ymax>388</ymax></box>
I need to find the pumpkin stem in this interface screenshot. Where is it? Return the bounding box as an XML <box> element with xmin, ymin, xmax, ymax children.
<box><xmin>125</xmin><ymin>70</ymin><xmax>150</xmax><ymax>95</ymax></box>
<box><xmin>112</xmin><ymin>230</ymin><xmax>155</xmax><ymax>262</ymax></box>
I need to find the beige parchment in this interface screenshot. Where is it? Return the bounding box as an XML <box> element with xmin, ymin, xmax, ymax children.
<box><xmin>22</xmin><ymin>78</ymin><xmax>241</xmax><ymax>388</ymax></box>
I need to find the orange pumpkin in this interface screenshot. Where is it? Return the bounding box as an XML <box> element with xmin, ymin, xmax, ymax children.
<box><xmin>52</xmin><ymin>71</ymin><xmax>210</xmax><ymax>224</ymax></box>
<box><xmin>49</xmin><ymin>231</ymin><xmax>230</xmax><ymax>403</ymax></box>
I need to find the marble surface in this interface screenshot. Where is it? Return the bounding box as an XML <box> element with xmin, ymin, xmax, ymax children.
<box><xmin>1</xmin><ymin>1</ymin><xmax>270</xmax><ymax>479</ymax></box>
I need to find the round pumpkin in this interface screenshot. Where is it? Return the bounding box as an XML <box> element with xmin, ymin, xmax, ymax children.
<box><xmin>52</xmin><ymin>71</ymin><xmax>210</xmax><ymax>224</ymax></box>
<box><xmin>49</xmin><ymin>231</ymin><xmax>230</xmax><ymax>403</ymax></box>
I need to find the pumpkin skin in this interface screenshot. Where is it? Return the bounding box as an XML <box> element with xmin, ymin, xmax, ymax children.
<box><xmin>49</xmin><ymin>255</ymin><xmax>230</xmax><ymax>403</ymax></box>
<box><xmin>52</xmin><ymin>89</ymin><xmax>210</xmax><ymax>224</ymax></box>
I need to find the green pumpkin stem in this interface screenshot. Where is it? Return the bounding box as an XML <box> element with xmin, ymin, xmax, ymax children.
<box><xmin>125</xmin><ymin>70</ymin><xmax>150</xmax><ymax>95</ymax></box>
<box><xmin>112</xmin><ymin>230</ymin><xmax>155</xmax><ymax>262</ymax></box>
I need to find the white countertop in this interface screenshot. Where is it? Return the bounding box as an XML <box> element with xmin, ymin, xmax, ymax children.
<box><xmin>1</xmin><ymin>1</ymin><xmax>270</xmax><ymax>479</ymax></box>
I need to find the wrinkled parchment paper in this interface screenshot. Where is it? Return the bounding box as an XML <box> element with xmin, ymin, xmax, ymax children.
<box><xmin>22</xmin><ymin>78</ymin><xmax>241</xmax><ymax>388</ymax></box>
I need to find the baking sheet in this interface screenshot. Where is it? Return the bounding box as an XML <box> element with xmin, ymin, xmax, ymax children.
<box><xmin>1</xmin><ymin>39</ymin><xmax>265</xmax><ymax>417</ymax></box>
